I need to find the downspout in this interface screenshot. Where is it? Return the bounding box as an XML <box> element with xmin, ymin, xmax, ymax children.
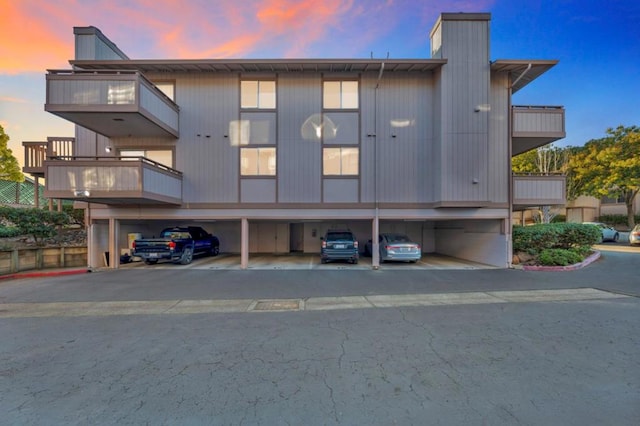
<box><xmin>372</xmin><ymin>62</ymin><xmax>385</xmax><ymax>270</ymax></box>
<box><xmin>511</xmin><ymin>63</ymin><xmax>532</xmax><ymax>90</ymax></box>
<box><xmin>507</xmin><ymin>63</ymin><xmax>530</xmax><ymax>268</ymax></box>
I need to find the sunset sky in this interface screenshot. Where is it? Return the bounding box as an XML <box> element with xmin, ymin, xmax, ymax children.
<box><xmin>1</xmin><ymin>0</ymin><xmax>638</xmax><ymax>168</ymax></box>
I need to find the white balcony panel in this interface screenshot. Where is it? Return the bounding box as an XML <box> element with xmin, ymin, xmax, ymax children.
<box><xmin>44</xmin><ymin>158</ymin><xmax>182</xmax><ymax>205</ymax></box>
<box><xmin>512</xmin><ymin>106</ymin><xmax>566</xmax><ymax>156</ymax></box>
<box><xmin>513</xmin><ymin>175</ymin><xmax>566</xmax><ymax>207</ymax></box>
<box><xmin>46</xmin><ymin>70</ymin><xmax>179</xmax><ymax>138</ymax></box>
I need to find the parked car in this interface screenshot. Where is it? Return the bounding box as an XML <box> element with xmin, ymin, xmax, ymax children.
<box><xmin>630</xmin><ymin>224</ymin><xmax>640</xmax><ymax>246</ymax></box>
<box><xmin>582</xmin><ymin>222</ymin><xmax>619</xmax><ymax>243</ymax></box>
<box><xmin>365</xmin><ymin>233</ymin><xmax>421</xmax><ymax>263</ymax></box>
<box><xmin>321</xmin><ymin>230</ymin><xmax>359</xmax><ymax>264</ymax></box>
<box><xmin>132</xmin><ymin>226</ymin><xmax>220</xmax><ymax>265</ymax></box>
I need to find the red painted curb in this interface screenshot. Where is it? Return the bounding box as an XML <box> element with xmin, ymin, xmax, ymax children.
<box><xmin>522</xmin><ymin>251</ymin><xmax>601</xmax><ymax>272</ymax></box>
<box><xmin>0</xmin><ymin>269</ymin><xmax>90</xmax><ymax>281</ymax></box>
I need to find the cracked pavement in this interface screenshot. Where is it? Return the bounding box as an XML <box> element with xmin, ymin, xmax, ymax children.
<box><xmin>0</xmin><ymin>248</ymin><xmax>639</xmax><ymax>425</ymax></box>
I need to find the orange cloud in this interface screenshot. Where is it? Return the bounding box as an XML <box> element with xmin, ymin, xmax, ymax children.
<box><xmin>0</xmin><ymin>96</ymin><xmax>28</xmax><ymax>104</ymax></box>
<box><xmin>0</xmin><ymin>0</ymin><xmax>497</xmax><ymax>70</ymax></box>
<box><xmin>0</xmin><ymin>1</ymin><xmax>73</xmax><ymax>74</ymax></box>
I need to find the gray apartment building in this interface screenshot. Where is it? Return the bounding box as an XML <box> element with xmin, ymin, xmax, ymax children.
<box><xmin>24</xmin><ymin>12</ymin><xmax>566</xmax><ymax>269</ymax></box>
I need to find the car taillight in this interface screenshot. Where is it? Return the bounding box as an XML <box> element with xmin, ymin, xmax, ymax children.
<box><xmin>354</xmin><ymin>241</ymin><xmax>358</xmax><ymax>248</ymax></box>
<box><xmin>322</xmin><ymin>241</ymin><xmax>327</xmax><ymax>248</ymax></box>
<box><xmin>168</xmin><ymin>241</ymin><xmax>176</xmax><ymax>249</ymax></box>
<box><xmin>131</xmin><ymin>241</ymin><xmax>136</xmax><ymax>249</ymax></box>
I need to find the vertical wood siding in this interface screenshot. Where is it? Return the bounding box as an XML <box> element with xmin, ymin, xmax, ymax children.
<box><xmin>174</xmin><ymin>73</ymin><xmax>239</xmax><ymax>203</ymax></box>
<box><xmin>488</xmin><ymin>73</ymin><xmax>510</xmax><ymax>203</ymax></box>
<box><xmin>277</xmin><ymin>74</ymin><xmax>322</xmax><ymax>202</ymax></box>
<box><xmin>361</xmin><ymin>73</ymin><xmax>434</xmax><ymax>203</ymax></box>
<box><xmin>437</xmin><ymin>18</ymin><xmax>490</xmax><ymax>203</ymax></box>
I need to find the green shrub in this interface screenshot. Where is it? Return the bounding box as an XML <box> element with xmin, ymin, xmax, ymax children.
<box><xmin>551</xmin><ymin>214</ymin><xmax>566</xmax><ymax>223</ymax></box>
<box><xmin>596</xmin><ymin>214</ymin><xmax>640</xmax><ymax>228</ymax></box>
<box><xmin>0</xmin><ymin>226</ymin><xmax>22</xmax><ymax>238</ymax></box>
<box><xmin>0</xmin><ymin>206</ymin><xmax>71</xmax><ymax>245</ymax></box>
<box><xmin>538</xmin><ymin>248</ymin><xmax>584</xmax><ymax>266</ymax></box>
<box><xmin>513</xmin><ymin>223</ymin><xmax>600</xmax><ymax>256</ymax></box>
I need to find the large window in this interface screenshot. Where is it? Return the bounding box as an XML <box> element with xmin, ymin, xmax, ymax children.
<box><xmin>241</xmin><ymin>147</ymin><xmax>276</xmax><ymax>176</ymax></box>
<box><xmin>241</xmin><ymin>80</ymin><xmax>276</xmax><ymax>109</ymax></box>
<box><xmin>323</xmin><ymin>147</ymin><xmax>358</xmax><ymax>176</ymax></box>
<box><xmin>323</xmin><ymin>81</ymin><xmax>358</xmax><ymax>109</ymax></box>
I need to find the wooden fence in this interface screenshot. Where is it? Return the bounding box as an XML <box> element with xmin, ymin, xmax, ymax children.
<box><xmin>0</xmin><ymin>246</ymin><xmax>87</xmax><ymax>275</ymax></box>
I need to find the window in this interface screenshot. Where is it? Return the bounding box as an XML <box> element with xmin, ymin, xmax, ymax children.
<box><xmin>241</xmin><ymin>147</ymin><xmax>276</xmax><ymax>176</ymax></box>
<box><xmin>323</xmin><ymin>147</ymin><xmax>358</xmax><ymax>176</ymax></box>
<box><xmin>323</xmin><ymin>81</ymin><xmax>358</xmax><ymax>109</ymax></box>
<box><xmin>120</xmin><ymin>149</ymin><xmax>173</xmax><ymax>168</ymax></box>
<box><xmin>241</xmin><ymin>80</ymin><xmax>276</xmax><ymax>109</ymax></box>
<box><xmin>153</xmin><ymin>81</ymin><xmax>175</xmax><ymax>101</ymax></box>
<box><xmin>601</xmin><ymin>195</ymin><xmax>625</xmax><ymax>204</ymax></box>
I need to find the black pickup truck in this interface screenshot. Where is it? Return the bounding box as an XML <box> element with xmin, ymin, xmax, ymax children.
<box><xmin>131</xmin><ymin>226</ymin><xmax>220</xmax><ymax>265</ymax></box>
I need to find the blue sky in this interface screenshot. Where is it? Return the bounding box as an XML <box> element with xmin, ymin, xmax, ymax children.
<box><xmin>1</xmin><ymin>0</ymin><xmax>638</xmax><ymax>166</ymax></box>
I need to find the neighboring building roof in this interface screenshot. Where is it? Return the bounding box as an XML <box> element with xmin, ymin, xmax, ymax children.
<box><xmin>70</xmin><ymin>58</ymin><xmax>447</xmax><ymax>74</ymax></box>
<box><xmin>491</xmin><ymin>60</ymin><xmax>559</xmax><ymax>93</ymax></box>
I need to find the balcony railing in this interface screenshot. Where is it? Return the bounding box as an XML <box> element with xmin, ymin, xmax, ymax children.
<box><xmin>512</xmin><ymin>106</ymin><xmax>566</xmax><ymax>156</ymax></box>
<box><xmin>45</xmin><ymin>70</ymin><xmax>179</xmax><ymax>138</ymax></box>
<box><xmin>23</xmin><ymin>137</ymin><xmax>75</xmax><ymax>177</ymax></box>
<box><xmin>512</xmin><ymin>173</ymin><xmax>566</xmax><ymax>208</ymax></box>
<box><xmin>43</xmin><ymin>156</ymin><xmax>182</xmax><ymax>205</ymax></box>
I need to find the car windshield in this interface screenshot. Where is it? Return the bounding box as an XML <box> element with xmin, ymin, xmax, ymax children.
<box><xmin>160</xmin><ymin>230</ymin><xmax>191</xmax><ymax>239</ymax></box>
<box><xmin>327</xmin><ymin>232</ymin><xmax>353</xmax><ymax>241</ymax></box>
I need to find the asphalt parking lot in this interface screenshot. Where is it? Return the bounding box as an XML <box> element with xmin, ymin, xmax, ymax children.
<box><xmin>1</xmin><ymin>245</ymin><xmax>639</xmax><ymax>425</ymax></box>
<box><xmin>120</xmin><ymin>252</ymin><xmax>496</xmax><ymax>271</ymax></box>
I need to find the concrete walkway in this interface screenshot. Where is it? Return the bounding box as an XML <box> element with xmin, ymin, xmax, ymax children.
<box><xmin>0</xmin><ymin>287</ymin><xmax>628</xmax><ymax>318</ymax></box>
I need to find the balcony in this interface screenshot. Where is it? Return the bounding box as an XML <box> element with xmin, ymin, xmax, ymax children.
<box><xmin>45</xmin><ymin>70</ymin><xmax>179</xmax><ymax>138</ymax></box>
<box><xmin>43</xmin><ymin>157</ymin><xmax>182</xmax><ymax>205</ymax></box>
<box><xmin>23</xmin><ymin>137</ymin><xmax>75</xmax><ymax>177</ymax></box>
<box><xmin>512</xmin><ymin>174</ymin><xmax>566</xmax><ymax>209</ymax></box>
<box><xmin>512</xmin><ymin>106</ymin><xmax>565</xmax><ymax>156</ymax></box>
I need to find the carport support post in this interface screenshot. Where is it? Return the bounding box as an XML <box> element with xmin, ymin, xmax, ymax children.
<box><xmin>372</xmin><ymin>215</ymin><xmax>380</xmax><ymax>269</ymax></box>
<box><xmin>241</xmin><ymin>218</ymin><xmax>249</xmax><ymax>269</ymax></box>
<box><xmin>109</xmin><ymin>218</ymin><xmax>120</xmax><ymax>269</ymax></box>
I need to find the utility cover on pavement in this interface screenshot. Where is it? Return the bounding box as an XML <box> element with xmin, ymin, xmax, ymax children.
<box><xmin>253</xmin><ymin>300</ymin><xmax>300</xmax><ymax>311</ymax></box>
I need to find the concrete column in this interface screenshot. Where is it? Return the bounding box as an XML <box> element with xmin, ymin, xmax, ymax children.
<box><xmin>372</xmin><ymin>215</ymin><xmax>380</xmax><ymax>269</ymax></box>
<box><xmin>241</xmin><ymin>218</ymin><xmax>249</xmax><ymax>269</ymax></box>
<box><xmin>109</xmin><ymin>218</ymin><xmax>120</xmax><ymax>269</ymax></box>
<box><xmin>87</xmin><ymin>221</ymin><xmax>94</xmax><ymax>269</ymax></box>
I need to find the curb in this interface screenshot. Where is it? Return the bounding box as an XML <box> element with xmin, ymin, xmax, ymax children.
<box><xmin>0</xmin><ymin>268</ymin><xmax>90</xmax><ymax>281</ymax></box>
<box><xmin>522</xmin><ymin>251</ymin><xmax>601</xmax><ymax>272</ymax></box>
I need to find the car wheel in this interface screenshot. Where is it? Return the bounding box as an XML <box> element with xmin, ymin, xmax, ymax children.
<box><xmin>180</xmin><ymin>247</ymin><xmax>194</xmax><ymax>265</ymax></box>
<box><xmin>210</xmin><ymin>245</ymin><xmax>220</xmax><ymax>256</ymax></box>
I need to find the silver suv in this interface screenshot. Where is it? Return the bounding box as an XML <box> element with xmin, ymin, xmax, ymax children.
<box><xmin>321</xmin><ymin>230</ymin><xmax>359</xmax><ymax>264</ymax></box>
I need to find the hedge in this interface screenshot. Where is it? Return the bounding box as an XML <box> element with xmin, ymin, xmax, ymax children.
<box><xmin>513</xmin><ymin>223</ymin><xmax>600</xmax><ymax>255</ymax></box>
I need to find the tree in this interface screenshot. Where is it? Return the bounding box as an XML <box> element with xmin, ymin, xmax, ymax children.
<box><xmin>568</xmin><ymin>125</ymin><xmax>640</xmax><ymax>228</ymax></box>
<box><xmin>0</xmin><ymin>125</ymin><xmax>25</xmax><ymax>182</ymax></box>
<box><xmin>512</xmin><ymin>144</ymin><xmax>571</xmax><ymax>223</ymax></box>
